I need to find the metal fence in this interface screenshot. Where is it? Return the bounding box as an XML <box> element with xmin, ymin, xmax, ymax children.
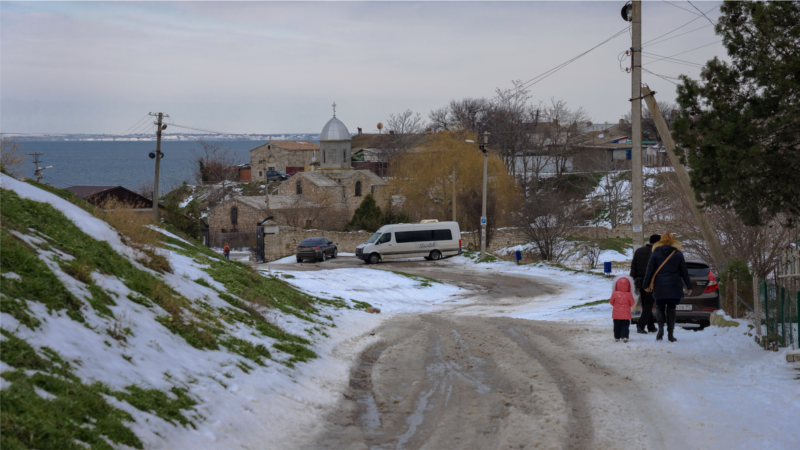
<box><xmin>756</xmin><ymin>280</ymin><xmax>799</xmax><ymax>350</ymax></box>
<box><xmin>210</xmin><ymin>231</ymin><xmax>255</xmax><ymax>250</ymax></box>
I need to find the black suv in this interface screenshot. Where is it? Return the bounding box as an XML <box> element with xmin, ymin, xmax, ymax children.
<box><xmin>633</xmin><ymin>259</ymin><xmax>721</xmax><ymax>327</ymax></box>
<box><xmin>266</xmin><ymin>170</ymin><xmax>290</xmax><ymax>181</ymax></box>
<box><xmin>296</xmin><ymin>237</ymin><xmax>338</xmax><ymax>263</ymax></box>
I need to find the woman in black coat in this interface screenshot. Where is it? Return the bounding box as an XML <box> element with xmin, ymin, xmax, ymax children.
<box><xmin>642</xmin><ymin>233</ymin><xmax>692</xmax><ymax>342</ymax></box>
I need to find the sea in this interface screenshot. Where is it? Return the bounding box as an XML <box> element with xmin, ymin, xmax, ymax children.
<box><xmin>10</xmin><ymin>137</ymin><xmax>318</xmax><ymax>195</ymax></box>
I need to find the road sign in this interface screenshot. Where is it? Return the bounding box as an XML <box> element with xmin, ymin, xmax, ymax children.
<box><xmin>480</xmin><ymin>217</ymin><xmax>487</xmax><ymax>226</ymax></box>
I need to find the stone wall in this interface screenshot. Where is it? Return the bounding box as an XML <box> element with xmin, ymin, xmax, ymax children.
<box><xmin>250</xmin><ymin>143</ymin><xmax>315</xmax><ymax>181</ymax></box>
<box><xmin>207</xmin><ymin>198</ymin><xmax>267</xmax><ymax>234</ymax></box>
<box><xmin>263</xmin><ymin>226</ymin><xmax>373</xmax><ymax>261</ymax></box>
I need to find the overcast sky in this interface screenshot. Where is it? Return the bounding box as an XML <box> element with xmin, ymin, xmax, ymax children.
<box><xmin>1</xmin><ymin>1</ymin><xmax>727</xmax><ymax>135</ymax></box>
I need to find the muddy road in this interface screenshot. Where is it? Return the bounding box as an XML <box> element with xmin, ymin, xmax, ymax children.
<box><xmin>265</xmin><ymin>257</ymin><xmax>671</xmax><ymax>449</ymax></box>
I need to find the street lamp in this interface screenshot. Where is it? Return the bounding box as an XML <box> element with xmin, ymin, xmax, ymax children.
<box><xmin>467</xmin><ymin>131</ymin><xmax>490</xmax><ymax>261</ymax></box>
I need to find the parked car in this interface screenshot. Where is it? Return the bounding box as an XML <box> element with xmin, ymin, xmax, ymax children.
<box><xmin>296</xmin><ymin>237</ymin><xmax>337</xmax><ymax>263</ymax></box>
<box><xmin>632</xmin><ymin>259</ymin><xmax>720</xmax><ymax>327</ymax></box>
<box><xmin>266</xmin><ymin>170</ymin><xmax>290</xmax><ymax>181</ymax></box>
<box><xmin>355</xmin><ymin>221</ymin><xmax>461</xmax><ymax>265</ymax></box>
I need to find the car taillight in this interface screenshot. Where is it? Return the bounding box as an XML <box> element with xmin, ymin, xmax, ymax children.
<box><xmin>701</xmin><ymin>307</ymin><xmax>718</xmax><ymax>311</ymax></box>
<box><xmin>315</xmin><ymin>246</ymin><xmax>321</xmax><ymax>250</ymax></box>
<box><xmin>297</xmin><ymin>246</ymin><xmax>301</xmax><ymax>251</ymax></box>
<box><xmin>459</xmin><ymin>239</ymin><xmax>462</xmax><ymax>248</ymax></box>
<box><xmin>703</xmin><ymin>270</ymin><xmax>718</xmax><ymax>293</ymax></box>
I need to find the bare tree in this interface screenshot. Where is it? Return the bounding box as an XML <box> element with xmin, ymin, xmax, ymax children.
<box><xmin>387</xmin><ymin>110</ymin><xmax>427</xmax><ymax>135</ymax></box>
<box><xmin>579</xmin><ymin>240</ymin><xmax>603</xmax><ymax>269</ymax></box>
<box><xmin>516</xmin><ymin>192</ymin><xmax>584</xmax><ymax>262</ymax></box>
<box><xmin>373</xmin><ymin>110</ymin><xmax>429</xmax><ymax>160</ymax></box>
<box><xmin>192</xmin><ymin>140</ymin><xmax>240</xmax><ymax>185</ymax></box>
<box><xmin>428</xmin><ymin>106</ymin><xmax>450</xmax><ymax>132</ymax></box>
<box><xmin>622</xmin><ymin>101</ymin><xmax>678</xmax><ymax>141</ymax></box>
<box><xmin>1</xmin><ymin>137</ymin><xmax>25</xmax><ymax>177</ymax></box>
<box><xmin>448</xmin><ymin>97</ymin><xmax>491</xmax><ymax>132</ymax></box>
<box><xmin>542</xmin><ymin>98</ymin><xmax>590</xmax><ymax>178</ymax></box>
<box><xmin>137</xmin><ymin>181</ymin><xmax>154</xmax><ymax>200</ymax></box>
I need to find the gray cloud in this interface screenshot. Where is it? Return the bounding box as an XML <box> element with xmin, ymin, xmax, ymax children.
<box><xmin>1</xmin><ymin>1</ymin><xmax>727</xmax><ymax>134</ymax></box>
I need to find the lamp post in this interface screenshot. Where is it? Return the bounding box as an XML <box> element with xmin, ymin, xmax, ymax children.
<box><xmin>467</xmin><ymin>131</ymin><xmax>490</xmax><ymax>261</ymax></box>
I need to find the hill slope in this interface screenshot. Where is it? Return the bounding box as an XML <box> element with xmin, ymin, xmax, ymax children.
<box><xmin>0</xmin><ymin>174</ymin><xmax>352</xmax><ymax>449</ymax></box>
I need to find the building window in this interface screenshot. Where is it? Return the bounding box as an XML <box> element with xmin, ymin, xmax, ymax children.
<box><xmin>268</xmin><ymin>167</ymin><xmax>275</xmax><ymax>171</ymax></box>
<box><xmin>343</xmin><ymin>150</ymin><xmax>346</xmax><ymax>163</ymax></box>
<box><xmin>267</xmin><ymin>145</ymin><xmax>271</xmax><ymax>150</ymax></box>
<box><xmin>259</xmin><ymin>171</ymin><xmax>262</xmax><ymax>177</ymax></box>
<box><xmin>231</xmin><ymin>206</ymin><xmax>238</xmax><ymax>226</ymax></box>
<box><xmin>355</xmin><ymin>181</ymin><xmax>362</xmax><ymax>197</ymax></box>
<box><xmin>296</xmin><ymin>180</ymin><xmax>302</xmax><ymax>195</ymax></box>
<box><xmin>323</xmin><ymin>151</ymin><xmax>326</xmax><ymax>164</ymax></box>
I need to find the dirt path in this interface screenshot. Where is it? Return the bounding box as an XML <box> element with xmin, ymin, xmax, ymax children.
<box><xmin>286</xmin><ymin>258</ymin><xmax>673</xmax><ymax>450</ymax></box>
<box><xmin>315</xmin><ymin>315</ymin><xmax>669</xmax><ymax>450</ymax></box>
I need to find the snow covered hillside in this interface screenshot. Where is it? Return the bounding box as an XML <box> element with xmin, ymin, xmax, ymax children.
<box><xmin>0</xmin><ymin>174</ymin><xmax>400</xmax><ymax>449</ymax></box>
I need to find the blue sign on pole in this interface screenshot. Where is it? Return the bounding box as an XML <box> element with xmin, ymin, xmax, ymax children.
<box><xmin>480</xmin><ymin>217</ymin><xmax>487</xmax><ymax>225</ymax></box>
<box><xmin>603</xmin><ymin>261</ymin><xmax>612</xmax><ymax>275</ymax></box>
<box><xmin>515</xmin><ymin>250</ymin><xmax>522</xmax><ymax>264</ymax></box>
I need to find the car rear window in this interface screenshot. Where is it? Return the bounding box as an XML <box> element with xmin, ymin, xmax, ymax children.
<box><xmin>686</xmin><ymin>263</ymin><xmax>710</xmax><ymax>278</ymax></box>
<box><xmin>299</xmin><ymin>238</ymin><xmax>319</xmax><ymax>246</ymax></box>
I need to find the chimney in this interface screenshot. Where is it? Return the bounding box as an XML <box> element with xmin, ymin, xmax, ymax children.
<box><xmin>389</xmin><ymin>130</ymin><xmax>395</xmax><ymax>135</ymax></box>
<box><xmin>358</xmin><ymin>127</ymin><xmax>362</xmax><ymax>135</ymax></box>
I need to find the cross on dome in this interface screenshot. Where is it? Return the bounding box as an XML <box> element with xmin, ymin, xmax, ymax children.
<box><xmin>332</xmin><ymin>102</ymin><xmax>337</xmax><ymax>117</ymax></box>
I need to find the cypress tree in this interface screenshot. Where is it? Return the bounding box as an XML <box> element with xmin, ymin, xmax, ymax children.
<box><xmin>347</xmin><ymin>194</ymin><xmax>383</xmax><ymax>232</ymax></box>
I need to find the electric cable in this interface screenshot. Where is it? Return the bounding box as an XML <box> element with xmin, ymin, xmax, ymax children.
<box><xmin>687</xmin><ymin>0</ymin><xmax>716</xmax><ymax>26</ymax></box>
<box><xmin>642</xmin><ymin>2</ymin><xmax>720</xmax><ymax>46</ymax></box>
<box><xmin>645</xmin><ymin>23</ymin><xmax>713</xmax><ymax>48</ymax></box>
<box><xmin>642</xmin><ymin>51</ymin><xmax>704</xmax><ymax>67</ymax></box>
<box><xmin>643</xmin><ymin>68</ymin><xmax>681</xmax><ymax>85</ymax></box>
<box><xmin>643</xmin><ymin>40</ymin><xmax>722</xmax><ymax>66</ymax></box>
<box><xmin>661</xmin><ymin>0</ymin><xmax>700</xmax><ymax>16</ymax></box>
<box><xmin>119</xmin><ymin>114</ymin><xmax>151</xmax><ymax>136</ymax></box>
<box><xmin>518</xmin><ymin>26</ymin><xmax>631</xmax><ymax>90</ymax></box>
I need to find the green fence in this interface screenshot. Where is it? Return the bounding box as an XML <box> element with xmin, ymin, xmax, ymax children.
<box><xmin>757</xmin><ymin>280</ymin><xmax>799</xmax><ymax>350</ymax></box>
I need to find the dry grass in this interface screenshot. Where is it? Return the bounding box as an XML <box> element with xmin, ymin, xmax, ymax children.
<box><xmin>94</xmin><ymin>198</ymin><xmax>172</xmax><ymax>273</ymax></box>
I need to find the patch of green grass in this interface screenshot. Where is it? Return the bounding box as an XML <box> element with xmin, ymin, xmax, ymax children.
<box><xmin>461</xmin><ymin>250</ymin><xmax>498</xmax><ymax>263</ymax></box>
<box><xmin>390</xmin><ymin>270</ymin><xmax>441</xmax><ymax>288</ymax></box>
<box><xmin>281</xmin><ymin>274</ymin><xmax>295</xmax><ymax>279</ymax></box>
<box><xmin>194</xmin><ymin>277</ymin><xmax>211</xmax><ymax>287</ymax></box>
<box><xmin>273</xmin><ymin>342</ymin><xmax>317</xmax><ymax>367</ymax></box>
<box><xmin>351</xmin><ymin>300</ymin><xmax>372</xmax><ymax>310</ymax></box>
<box><xmin>220</xmin><ymin>337</ymin><xmax>271</xmax><ymax>366</ymax></box>
<box><xmin>110</xmin><ymin>385</ymin><xmax>197</xmax><ymax>427</ymax></box>
<box><xmin>568</xmin><ymin>299</ymin><xmax>610</xmax><ymax>310</ymax></box>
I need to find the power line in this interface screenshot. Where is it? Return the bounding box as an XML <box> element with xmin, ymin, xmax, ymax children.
<box><xmin>643</xmin><ymin>40</ymin><xmax>722</xmax><ymax>66</ymax></box>
<box><xmin>645</xmin><ymin>23</ymin><xmax>713</xmax><ymax>48</ymax></box>
<box><xmin>642</xmin><ymin>51</ymin><xmax>704</xmax><ymax>67</ymax></box>
<box><xmin>642</xmin><ymin>2</ymin><xmax>720</xmax><ymax>46</ymax></box>
<box><xmin>687</xmin><ymin>0</ymin><xmax>716</xmax><ymax>26</ymax></box>
<box><xmin>643</xmin><ymin>68</ymin><xmax>681</xmax><ymax>85</ymax></box>
<box><xmin>119</xmin><ymin>114</ymin><xmax>151</xmax><ymax>136</ymax></box>
<box><xmin>518</xmin><ymin>25</ymin><xmax>630</xmax><ymax>90</ymax></box>
<box><xmin>167</xmin><ymin>123</ymin><xmax>249</xmax><ymax>136</ymax></box>
<box><xmin>661</xmin><ymin>0</ymin><xmax>700</xmax><ymax>16</ymax></box>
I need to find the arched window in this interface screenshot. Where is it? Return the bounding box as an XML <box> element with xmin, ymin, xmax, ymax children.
<box><xmin>230</xmin><ymin>206</ymin><xmax>238</xmax><ymax>226</ymax></box>
<box><xmin>355</xmin><ymin>181</ymin><xmax>362</xmax><ymax>197</ymax></box>
<box><xmin>296</xmin><ymin>180</ymin><xmax>302</xmax><ymax>195</ymax></box>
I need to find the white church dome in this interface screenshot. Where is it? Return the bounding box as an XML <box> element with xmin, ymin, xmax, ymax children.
<box><xmin>320</xmin><ymin>116</ymin><xmax>351</xmax><ymax>141</ymax></box>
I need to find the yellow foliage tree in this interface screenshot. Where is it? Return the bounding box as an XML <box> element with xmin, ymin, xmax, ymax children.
<box><xmin>388</xmin><ymin>131</ymin><xmax>520</xmax><ymax>233</ymax></box>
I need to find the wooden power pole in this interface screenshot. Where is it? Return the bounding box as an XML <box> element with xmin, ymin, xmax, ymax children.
<box><xmin>642</xmin><ymin>86</ymin><xmax>727</xmax><ymax>268</ymax></box>
<box><xmin>630</xmin><ymin>0</ymin><xmax>644</xmax><ymax>249</ymax></box>
<box><xmin>452</xmin><ymin>165</ymin><xmax>457</xmax><ymax>223</ymax></box>
<box><xmin>150</xmin><ymin>112</ymin><xmax>168</xmax><ymax>221</ymax></box>
<box><xmin>480</xmin><ymin>131</ymin><xmax>489</xmax><ymax>261</ymax></box>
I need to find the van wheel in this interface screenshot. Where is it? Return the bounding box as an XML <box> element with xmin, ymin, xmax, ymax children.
<box><xmin>368</xmin><ymin>253</ymin><xmax>381</xmax><ymax>265</ymax></box>
<box><xmin>429</xmin><ymin>250</ymin><xmax>442</xmax><ymax>261</ymax></box>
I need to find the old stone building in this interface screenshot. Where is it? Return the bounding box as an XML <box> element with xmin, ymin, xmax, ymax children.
<box><xmin>207</xmin><ymin>197</ymin><xmax>268</xmax><ymax>234</ymax></box>
<box><xmin>249</xmin><ymin>140</ymin><xmax>320</xmax><ymax>181</ymax></box>
<box><xmin>267</xmin><ymin>108</ymin><xmax>388</xmax><ymax>218</ymax></box>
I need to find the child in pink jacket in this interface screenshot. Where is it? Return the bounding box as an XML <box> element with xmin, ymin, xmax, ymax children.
<box><xmin>610</xmin><ymin>276</ymin><xmax>636</xmax><ymax>342</ymax></box>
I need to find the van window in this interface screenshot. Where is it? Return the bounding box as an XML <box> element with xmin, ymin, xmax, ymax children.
<box><xmin>433</xmin><ymin>229</ymin><xmax>452</xmax><ymax>240</ymax></box>
<box><xmin>396</xmin><ymin>230</ymin><xmax>434</xmax><ymax>243</ymax></box>
<box><xmin>367</xmin><ymin>232</ymin><xmax>382</xmax><ymax>244</ymax></box>
<box><xmin>378</xmin><ymin>233</ymin><xmax>392</xmax><ymax>244</ymax></box>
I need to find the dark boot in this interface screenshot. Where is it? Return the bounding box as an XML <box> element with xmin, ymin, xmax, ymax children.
<box><xmin>667</xmin><ymin>308</ymin><xmax>677</xmax><ymax>342</ymax></box>
<box><xmin>656</xmin><ymin>307</ymin><xmax>665</xmax><ymax>341</ymax></box>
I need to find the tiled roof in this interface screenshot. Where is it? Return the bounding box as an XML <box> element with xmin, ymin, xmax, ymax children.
<box><xmin>294</xmin><ymin>171</ymin><xmax>342</xmax><ymax>187</ymax></box>
<box><xmin>235</xmin><ymin>196</ymin><xmax>268</xmax><ymax>210</ymax></box>
<box><xmin>267</xmin><ymin>195</ymin><xmax>319</xmax><ymax>209</ymax></box>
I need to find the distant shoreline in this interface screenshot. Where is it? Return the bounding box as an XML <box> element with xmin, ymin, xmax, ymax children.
<box><xmin>1</xmin><ymin>133</ymin><xmax>323</xmax><ymax>142</ymax></box>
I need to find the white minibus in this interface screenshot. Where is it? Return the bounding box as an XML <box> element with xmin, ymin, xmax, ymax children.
<box><xmin>355</xmin><ymin>221</ymin><xmax>461</xmax><ymax>264</ymax></box>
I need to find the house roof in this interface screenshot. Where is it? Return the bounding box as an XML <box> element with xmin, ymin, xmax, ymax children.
<box><xmin>332</xmin><ymin>169</ymin><xmax>387</xmax><ymax>186</ymax></box>
<box><xmin>267</xmin><ymin>195</ymin><xmax>319</xmax><ymax>209</ymax></box>
<box><xmin>293</xmin><ymin>171</ymin><xmax>342</xmax><ymax>187</ymax></box>
<box><xmin>350</xmin><ymin>133</ymin><xmax>381</xmax><ymax>152</ymax></box>
<box><xmin>66</xmin><ymin>185</ymin><xmax>121</xmax><ymax>198</ymax></box>
<box><xmin>234</xmin><ymin>196</ymin><xmax>268</xmax><ymax>210</ymax></box>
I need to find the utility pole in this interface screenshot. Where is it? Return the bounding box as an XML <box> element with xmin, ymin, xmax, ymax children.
<box><xmin>630</xmin><ymin>0</ymin><xmax>645</xmax><ymax>249</ymax></box>
<box><xmin>452</xmin><ymin>165</ymin><xmax>457</xmax><ymax>222</ymax></box>
<box><xmin>149</xmin><ymin>112</ymin><xmax>168</xmax><ymax>221</ymax></box>
<box><xmin>641</xmin><ymin>86</ymin><xmax>727</xmax><ymax>268</ymax></box>
<box><xmin>28</xmin><ymin>152</ymin><xmax>43</xmax><ymax>182</ymax></box>
<box><xmin>480</xmin><ymin>131</ymin><xmax>489</xmax><ymax>261</ymax></box>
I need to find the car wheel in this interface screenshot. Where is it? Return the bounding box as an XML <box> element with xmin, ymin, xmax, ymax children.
<box><xmin>429</xmin><ymin>250</ymin><xmax>442</xmax><ymax>261</ymax></box>
<box><xmin>320</xmin><ymin>252</ymin><xmax>327</xmax><ymax>262</ymax></box>
<box><xmin>332</xmin><ymin>249</ymin><xmax>338</xmax><ymax>259</ymax></box>
<box><xmin>296</xmin><ymin>258</ymin><xmax>303</xmax><ymax>263</ymax></box>
<box><xmin>368</xmin><ymin>253</ymin><xmax>381</xmax><ymax>265</ymax></box>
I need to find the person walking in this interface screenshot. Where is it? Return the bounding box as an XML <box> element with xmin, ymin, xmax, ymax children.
<box><xmin>610</xmin><ymin>276</ymin><xmax>636</xmax><ymax>342</ymax></box>
<box><xmin>223</xmin><ymin>243</ymin><xmax>231</xmax><ymax>260</ymax></box>
<box><xmin>642</xmin><ymin>233</ymin><xmax>692</xmax><ymax>342</ymax></box>
<box><xmin>630</xmin><ymin>234</ymin><xmax>661</xmax><ymax>334</ymax></box>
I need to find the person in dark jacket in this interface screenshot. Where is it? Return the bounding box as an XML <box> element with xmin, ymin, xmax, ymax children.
<box><xmin>630</xmin><ymin>234</ymin><xmax>661</xmax><ymax>334</ymax></box>
<box><xmin>642</xmin><ymin>233</ymin><xmax>692</xmax><ymax>342</ymax></box>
